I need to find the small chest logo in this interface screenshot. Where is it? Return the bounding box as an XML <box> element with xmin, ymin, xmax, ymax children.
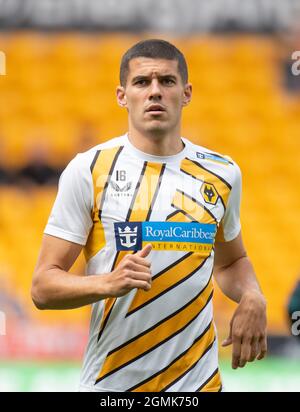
<box><xmin>196</xmin><ymin>151</ymin><xmax>231</xmax><ymax>165</ymax></box>
<box><xmin>109</xmin><ymin>170</ymin><xmax>133</xmax><ymax>197</ymax></box>
<box><xmin>200</xmin><ymin>182</ymin><xmax>219</xmax><ymax>205</ymax></box>
<box><xmin>110</xmin><ymin>181</ymin><xmax>132</xmax><ymax>192</ymax></box>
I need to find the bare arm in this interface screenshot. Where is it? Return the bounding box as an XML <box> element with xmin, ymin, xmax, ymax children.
<box><xmin>213</xmin><ymin>232</ymin><xmax>267</xmax><ymax>369</ymax></box>
<box><xmin>213</xmin><ymin>232</ymin><xmax>264</xmax><ymax>303</ymax></box>
<box><xmin>31</xmin><ymin>234</ymin><xmax>152</xmax><ymax>310</ymax></box>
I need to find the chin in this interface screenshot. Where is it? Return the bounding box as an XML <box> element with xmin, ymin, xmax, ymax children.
<box><xmin>133</xmin><ymin>120</ymin><xmax>169</xmax><ymax>136</ymax></box>
<box><xmin>145</xmin><ymin>121</ymin><xmax>169</xmax><ymax>133</ymax></box>
<box><xmin>146</xmin><ymin>126</ymin><xmax>168</xmax><ymax>136</ymax></box>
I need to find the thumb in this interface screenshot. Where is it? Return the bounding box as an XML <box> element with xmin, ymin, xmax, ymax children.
<box><xmin>222</xmin><ymin>317</ymin><xmax>234</xmax><ymax>347</ymax></box>
<box><xmin>222</xmin><ymin>326</ymin><xmax>233</xmax><ymax>347</ymax></box>
<box><xmin>137</xmin><ymin>243</ymin><xmax>152</xmax><ymax>258</ymax></box>
<box><xmin>222</xmin><ymin>337</ymin><xmax>233</xmax><ymax>347</ymax></box>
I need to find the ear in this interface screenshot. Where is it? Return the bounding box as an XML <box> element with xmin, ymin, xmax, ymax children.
<box><xmin>116</xmin><ymin>86</ymin><xmax>127</xmax><ymax>108</ymax></box>
<box><xmin>182</xmin><ymin>83</ymin><xmax>192</xmax><ymax>107</ymax></box>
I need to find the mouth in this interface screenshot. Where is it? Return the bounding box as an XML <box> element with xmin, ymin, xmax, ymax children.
<box><xmin>145</xmin><ymin>105</ymin><xmax>166</xmax><ymax>115</ymax></box>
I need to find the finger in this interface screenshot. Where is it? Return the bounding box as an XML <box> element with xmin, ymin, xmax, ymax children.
<box><xmin>123</xmin><ymin>252</ymin><xmax>134</xmax><ymax>259</ymax></box>
<box><xmin>257</xmin><ymin>336</ymin><xmax>267</xmax><ymax>360</ymax></box>
<box><xmin>129</xmin><ymin>254</ymin><xmax>151</xmax><ymax>268</ymax></box>
<box><xmin>137</xmin><ymin>243</ymin><xmax>152</xmax><ymax>258</ymax></box>
<box><xmin>130</xmin><ymin>279</ymin><xmax>152</xmax><ymax>292</ymax></box>
<box><xmin>232</xmin><ymin>336</ymin><xmax>242</xmax><ymax>369</ymax></box>
<box><xmin>130</xmin><ymin>271</ymin><xmax>152</xmax><ymax>284</ymax></box>
<box><xmin>249</xmin><ymin>338</ymin><xmax>259</xmax><ymax>362</ymax></box>
<box><xmin>239</xmin><ymin>337</ymin><xmax>252</xmax><ymax>367</ymax></box>
<box><xmin>127</xmin><ymin>262</ymin><xmax>152</xmax><ymax>274</ymax></box>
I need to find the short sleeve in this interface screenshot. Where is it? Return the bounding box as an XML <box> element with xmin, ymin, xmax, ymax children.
<box><xmin>44</xmin><ymin>154</ymin><xmax>93</xmax><ymax>245</ymax></box>
<box><xmin>215</xmin><ymin>163</ymin><xmax>242</xmax><ymax>242</ymax></box>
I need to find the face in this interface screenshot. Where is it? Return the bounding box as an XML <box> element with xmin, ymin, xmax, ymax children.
<box><xmin>117</xmin><ymin>57</ymin><xmax>192</xmax><ymax>136</ymax></box>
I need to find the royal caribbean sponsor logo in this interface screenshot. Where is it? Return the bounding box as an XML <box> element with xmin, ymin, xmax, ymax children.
<box><xmin>114</xmin><ymin>221</ymin><xmax>217</xmax><ymax>254</ymax></box>
<box><xmin>114</xmin><ymin>222</ymin><xmax>142</xmax><ymax>251</ymax></box>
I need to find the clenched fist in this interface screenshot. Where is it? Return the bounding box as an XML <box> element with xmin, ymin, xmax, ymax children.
<box><xmin>103</xmin><ymin>244</ymin><xmax>152</xmax><ymax>297</ymax></box>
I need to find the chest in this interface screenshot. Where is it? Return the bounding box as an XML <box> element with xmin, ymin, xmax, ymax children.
<box><xmin>101</xmin><ymin>160</ymin><xmax>228</xmax><ymax>226</ymax></box>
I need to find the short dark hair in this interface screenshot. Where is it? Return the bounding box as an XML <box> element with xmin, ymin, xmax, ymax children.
<box><xmin>120</xmin><ymin>39</ymin><xmax>188</xmax><ymax>86</ymax></box>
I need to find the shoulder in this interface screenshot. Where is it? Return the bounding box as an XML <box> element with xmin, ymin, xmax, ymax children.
<box><xmin>183</xmin><ymin>138</ymin><xmax>241</xmax><ymax>188</ymax></box>
<box><xmin>67</xmin><ymin>135</ymin><xmax>126</xmax><ymax>173</ymax></box>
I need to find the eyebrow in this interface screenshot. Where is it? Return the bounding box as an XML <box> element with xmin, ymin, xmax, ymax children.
<box><xmin>131</xmin><ymin>74</ymin><xmax>178</xmax><ymax>83</ymax></box>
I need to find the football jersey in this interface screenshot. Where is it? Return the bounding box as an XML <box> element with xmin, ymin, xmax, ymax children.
<box><xmin>44</xmin><ymin>133</ymin><xmax>242</xmax><ymax>392</ymax></box>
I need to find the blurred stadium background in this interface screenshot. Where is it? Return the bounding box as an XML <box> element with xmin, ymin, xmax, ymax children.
<box><xmin>0</xmin><ymin>0</ymin><xmax>300</xmax><ymax>391</ymax></box>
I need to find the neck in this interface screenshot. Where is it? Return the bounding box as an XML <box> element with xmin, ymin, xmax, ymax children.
<box><xmin>127</xmin><ymin>127</ymin><xmax>184</xmax><ymax>156</ymax></box>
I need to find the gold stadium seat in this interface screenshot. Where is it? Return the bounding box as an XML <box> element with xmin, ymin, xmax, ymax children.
<box><xmin>0</xmin><ymin>34</ymin><xmax>299</xmax><ymax>332</ymax></box>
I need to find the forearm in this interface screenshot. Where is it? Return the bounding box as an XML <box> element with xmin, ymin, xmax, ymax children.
<box><xmin>31</xmin><ymin>268</ymin><xmax>110</xmax><ymax>310</ymax></box>
<box><xmin>214</xmin><ymin>256</ymin><xmax>264</xmax><ymax>304</ymax></box>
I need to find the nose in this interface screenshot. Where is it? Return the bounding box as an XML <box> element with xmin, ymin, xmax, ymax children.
<box><xmin>149</xmin><ymin>79</ymin><xmax>162</xmax><ymax>100</ymax></box>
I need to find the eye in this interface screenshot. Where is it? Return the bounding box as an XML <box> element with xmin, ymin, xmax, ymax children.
<box><xmin>135</xmin><ymin>79</ymin><xmax>148</xmax><ymax>86</ymax></box>
<box><xmin>162</xmin><ymin>78</ymin><xmax>175</xmax><ymax>85</ymax></box>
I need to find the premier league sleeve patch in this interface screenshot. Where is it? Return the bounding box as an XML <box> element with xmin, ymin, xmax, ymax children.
<box><xmin>114</xmin><ymin>221</ymin><xmax>217</xmax><ymax>256</ymax></box>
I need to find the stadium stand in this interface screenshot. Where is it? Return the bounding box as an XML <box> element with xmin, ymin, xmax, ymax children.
<box><xmin>0</xmin><ymin>33</ymin><xmax>299</xmax><ymax>333</ymax></box>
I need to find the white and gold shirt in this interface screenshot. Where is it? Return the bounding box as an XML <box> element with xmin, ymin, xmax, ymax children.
<box><xmin>45</xmin><ymin>134</ymin><xmax>242</xmax><ymax>392</ymax></box>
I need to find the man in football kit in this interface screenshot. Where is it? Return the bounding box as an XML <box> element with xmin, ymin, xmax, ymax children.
<box><xmin>31</xmin><ymin>39</ymin><xmax>267</xmax><ymax>392</ymax></box>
